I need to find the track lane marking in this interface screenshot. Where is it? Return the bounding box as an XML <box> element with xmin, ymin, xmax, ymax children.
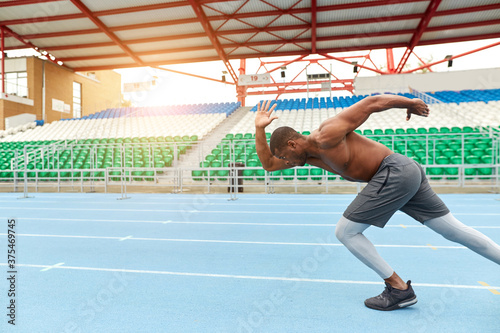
<box><xmin>0</xmin><ymin>233</ymin><xmax>468</xmax><ymax>249</ymax></box>
<box><xmin>478</xmin><ymin>281</ymin><xmax>500</xmax><ymax>295</ymax></box>
<box><xmin>3</xmin><ymin>263</ymin><xmax>498</xmax><ymax>291</ymax></box>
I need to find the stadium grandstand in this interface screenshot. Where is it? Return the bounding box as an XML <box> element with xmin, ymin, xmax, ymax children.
<box><xmin>1</xmin><ymin>1</ymin><xmax>500</xmax><ymax>332</ymax></box>
<box><xmin>0</xmin><ymin>0</ymin><xmax>499</xmax><ymax>194</ymax></box>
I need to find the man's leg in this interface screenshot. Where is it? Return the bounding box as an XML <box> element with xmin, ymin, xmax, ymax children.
<box><xmin>335</xmin><ymin>216</ymin><xmax>394</xmax><ymax>280</ymax></box>
<box><xmin>335</xmin><ymin>216</ymin><xmax>418</xmax><ymax>310</ymax></box>
<box><xmin>424</xmin><ymin>212</ymin><xmax>500</xmax><ymax>265</ymax></box>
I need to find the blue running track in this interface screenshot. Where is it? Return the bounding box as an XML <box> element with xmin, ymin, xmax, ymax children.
<box><xmin>0</xmin><ymin>193</ymin><xmax>499</xmax><ymax>332</ymax></box>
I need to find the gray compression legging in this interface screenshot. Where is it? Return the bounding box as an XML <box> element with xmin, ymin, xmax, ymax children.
<box><xmin>335</xmin><ymin>212</ymin><xmax>500</xmax><ymax>279</ymax></box>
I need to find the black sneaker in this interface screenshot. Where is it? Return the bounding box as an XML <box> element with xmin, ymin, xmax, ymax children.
<box><xmin>364</xmin><ymin>280</ymin><xmax>417</xmax><ymax>311</ymax></box>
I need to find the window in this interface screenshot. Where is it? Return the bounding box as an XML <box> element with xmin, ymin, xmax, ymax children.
<box><xmin>73</xmin><ymin>82</ymin><xmax>82</xmax><ymax>118</ymax></box>
<box><xmin>3</xmin><ymin>72</ymin><xmax>28</xmax><ymax>97</ymax></box>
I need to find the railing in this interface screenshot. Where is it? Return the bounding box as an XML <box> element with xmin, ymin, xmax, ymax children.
<box><xmin>1</xmin><ymin>163</ymin><xmax>499</xmax><ymax>196</ymax></box>
<box><xmin>1</xmin><ymin>133</ymin><xmax>499</xmax><ymax>196</ymax></box>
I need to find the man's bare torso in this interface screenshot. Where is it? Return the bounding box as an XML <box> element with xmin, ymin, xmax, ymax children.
<box><xmin>306</xmin><ymin>130</ymin><xmax>393</xmax><ymax>182</ymax></box>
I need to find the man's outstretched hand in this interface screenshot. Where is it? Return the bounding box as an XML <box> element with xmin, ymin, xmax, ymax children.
<box><xmin>406</xmin><ymin>99</ymin><xmax>430</xmax><ymax>121</ymax></box>
<box><xmin>255</xmin><ymin>100</ymin><xmax>278</xmax><ymax>129</ymax></box>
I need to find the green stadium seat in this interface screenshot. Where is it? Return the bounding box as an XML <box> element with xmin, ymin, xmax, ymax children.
<box><xmin>282</xmin><ymin>169</ymin><xmax>294</xmax><ymax>180</ymax></box>
<box><xmin>417</xmin><ymin>128</ymin><xmax>427</xmax><ymax>134</ymax></box>
<box><xmin>240</xmin><ymin>168</ymin><xmax>253</xmax><ymax>180</ymax></box>
<box><xmin>310</xmin><ymin>168</ymin><xmax>323</xmax><ymax>181</ymax></box>
<box><xmin>270</xmin><ymin>170</ymin><xmax>282</xmax><ymax>181</ymax></box>
<box><xmin>441</xmin><ymin>149</ymin><xmax>456</xmax><ymax>158</ymax></box>
<box><xmin>384</xmin><ymin>128</ymin><xmax>395</xmax><ymax>135</ymax></box>
<box><xmin>297</xmin><ymin>168</ymin><xmax>308</xmax><ymax>180</ymax></box>
<box><xmin>414</xmin><ymin>149</ymin><xmax>427</xmax><ymax>158</ymax></box>
<box><xmin>470</xmin><ymin>148</ymin><xmax>485</xmax><ymax>157</ymax></box>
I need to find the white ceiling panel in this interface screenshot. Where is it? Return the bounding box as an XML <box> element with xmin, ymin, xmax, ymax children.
<box><xmin>2</xmin><ymin>0</ymin><xmax>498</xmax><ymax>70</ymax></box>
<box><xmin>64</xmin><ymin>57</ymin><xmax>136</xmax><ymax>69</ymax></box>
<box><xmin>437</xmin><ymin>0</ymin><xmax>500</xmax><ymax>11</ymax></box>
<box><xmin>0</xmin><ymin>1</ymin><xmax>80</xmax><ymax>21</ymax></box>
<box><xmin>319</xmin><ymin>34</ymin><xmax>412</xmax><ymax>50</ymax></box>
<box><xmin>429</xmin><ymin>10</ymin><xmax>500</xmax><ymax>27</ymax></box>
<box><xmin>139</xmin><ymin>49</ymin><xmax>218</xmax><ymax>63</ymax></box>
<box><xmin>217</xmin><ymin>33</ymin><xmax>258</xmax><ymax>44</ymax></box>
<box><xmin>82</xmin><ymin>0</ymin><xmax>180</xmax><ymax>12</ymax></box>
<box><xmin>4</xmin><ymin>37</ymin><xmax>26</xmax><ymax>49</ymax></box>
<box><xmin>8</xmin><ymin>18</ymin><xmax>96</xmax><ymax>37</ymax></box>
<box><xmin>34</xmin><ymin>33</ymin><xmax>113</xmax><ymax>48</ymax></box>
<box><xmin>318</xmin><ymin>0</ymin><xmax>382</xmax><ymax>6</ymax></box>
<box><xmin>224</xmin><ymin>46</ymin><xmax>260</xmax><ymax>56</ymax></box>
<box><xmin>266</xmin><ymin>13</ymin><xmax>310</xmax><ymax>27</ymax></box>
<box><xmin>127</xmin><ymin>37</ymin><xmax>212</xmax><ymax>53</ymax></box>
<box><xmin>317</xmin><ymin>19</ymin><xmax>420</xmax><ymax>38</ymax></box>
<box><xmin>205</xmin><ymin>1</ymin><xmax>276</xmax><ymax>15</ymax></box>
<box><xmin>115</xmin><ymin>23</ymin><xmax>204</xmax><ymax>41</ymax></box>
<box><xmin>421</xmin><ymin>25</ymin><xmax>500</xmax><ymax>42</ymax></box>
<box><xmin>318</xmin><ymin>2</ymin><xmax>428</xmax><ymax>22</ymax></box>
<box><xmin>100</xmin><ymin>6</ymin><xmax>195</xmax><ymax>27</ymax></box>
<box><xmin>51</xmin><ymin>46</ymin><xmax>125</xmax><ymax>59</ymax></box>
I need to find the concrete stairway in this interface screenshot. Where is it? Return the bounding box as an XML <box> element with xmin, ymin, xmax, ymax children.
<box><xmin>177</xmin><ymin>106</ymin><xmax>253</xmax><ymax>168</ymax></box>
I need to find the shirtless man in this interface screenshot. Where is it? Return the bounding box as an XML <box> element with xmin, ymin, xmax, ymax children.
<box><xmin>255</xmin><ymin>94</ymin><xmax>500</xmax><ymax>311</ymax></box>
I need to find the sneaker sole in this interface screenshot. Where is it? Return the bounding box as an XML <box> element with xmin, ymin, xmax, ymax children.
<box><xmin>365</xmin><ymin>295</ymin><xmax>418</xmax><ymax>311</ymax></box>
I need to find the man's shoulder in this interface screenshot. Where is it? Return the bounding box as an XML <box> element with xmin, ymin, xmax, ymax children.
<box><xmin>315</xmin><ymin>123</ymin><xmax>346</xmax><ymax>149</ymax></box>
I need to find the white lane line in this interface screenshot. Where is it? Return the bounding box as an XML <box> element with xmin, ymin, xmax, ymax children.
<box><xmin>0</xmin><ymin>233</ymin><xmax>468</xmax><ymax>249</ymax></box>
<box><xmin>0</xmin><ymin>200</ymin><xmax>352</xmax><ymax>207</ymax></box>
<box><xmin>0</xmin><ymin>195</ymin><xmax>356</xmax><ymax>202</ymax></box>
<box><xmin>1</xmin><ymin>199</ymin><xmax>499</xmax><ymax>208</ymax></box>
<box><xmin>40</xmin><ymin>262</ymin><xmax>65</xmax><ymax>272</ymax></box>
<box><xmin>2</xmin><ymin>207</ymin><xmax>499</xmax><ymax>216</ymax></box>
<box><xmin>0</xmin><ymin>207</ymin><xmax>344</xmax><ymax>214</ymax></box>
<box><xmin>1</xmin><ymin>217</ymin><xmax>499</xmax><ymax>229</ymax></box>
<box><xmin>3</xmin><ymin>263</ymin><xmax>498</xmax><ymax>291</ymax></box>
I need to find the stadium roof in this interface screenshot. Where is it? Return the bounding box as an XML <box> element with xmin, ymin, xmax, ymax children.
<box><xmin>1</xmin><ymin>0</ymin><xmax>500</xmax><ymax>75</ymax></box>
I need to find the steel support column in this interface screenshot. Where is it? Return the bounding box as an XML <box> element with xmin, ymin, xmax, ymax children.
<box><xmin>1</xmin><ymin>27</ymin><xmax>5</xmax><ymax>94</ymax></box>
<box><xmin>188</xmin><ymin>0</ymin><xmax>238</xmax><ymax>83</ymax></box>
<box><xmin>386</xmin><ymin>48</ymin><xmax>395</xmax><ymax>73</ymax></box>
<box><xmin>395</xmin><ymin>0</ymin><xmax>442</xmax><ymax>73</ymax></box>
<box><xmin>403</xmin><ymin>40</ymin><xmax>500</xmax><ymax>74</ymax></box>
<box><xmin>236</xmin><ymin>59</ymin><xmax>247</xmax><ymax>106</ymax></box>
<box><xmin>311</xmin><ymin>0</ymin><xmax>317</xmax><ymax>54</ymax></box>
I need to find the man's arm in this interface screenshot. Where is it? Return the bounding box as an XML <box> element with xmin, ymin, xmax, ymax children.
<box><xmin>255</xmin><ymin>100</ymin><xmax>293</xmax><ymax>171</ymax></box>
<box><xmin>318</xmin><ymin>95</ymin><xmax>429</xmax><ymax>148</ymax></box>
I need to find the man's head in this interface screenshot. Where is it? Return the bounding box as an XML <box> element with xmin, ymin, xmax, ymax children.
<box><xmin>269</xmin><ymin>126</ymin><xmax>307</xmax><ymax>166</ymax></box>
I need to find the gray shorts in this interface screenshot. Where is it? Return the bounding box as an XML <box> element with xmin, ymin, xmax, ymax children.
<box><xmin>343</xmin><ymin>153</ymin><xmax>450</xmax><ymax>228</ymax></box>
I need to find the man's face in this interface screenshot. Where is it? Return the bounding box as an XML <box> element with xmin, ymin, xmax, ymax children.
<box><xmin>274</xmin><ymin>141</ymin><xmax>307</xmax><ymax>167</ymax></box>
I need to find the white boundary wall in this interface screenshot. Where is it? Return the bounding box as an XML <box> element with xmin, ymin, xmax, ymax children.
<box><xmin>354</xmin><ymin>68</ymin><xmax>500</xmax><ymax>95</ymax></box>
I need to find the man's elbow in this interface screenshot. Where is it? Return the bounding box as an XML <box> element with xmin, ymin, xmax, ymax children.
<box><xmin>364</xmin><ymin>95</ymin><xmax>383</xmax><ymax>105</ymax></box>
<box><xmin>261</xmin><ymin>164</ymin><xmax>275</xmax><ymax>172</ymax></box>
<box><xmin>360</xmin><ymin>95</ymin><xmax>389</xmax><ymax>111</ymax></box>
<box><xmin>260</xmin><ymin>161</ymin><xmax>280</xmax><ymax>172</ymax></box>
